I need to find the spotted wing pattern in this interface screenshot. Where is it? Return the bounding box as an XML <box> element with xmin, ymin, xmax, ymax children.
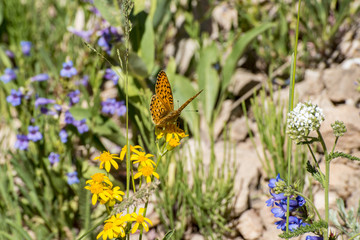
<box><xmin>155</xmin><ymin>71</ymin><xmax>174</xmax><ymax>112</ymax></box>
<box><xmin>150</xmin><ymin>95</ymin><xmax>168</xmax><ymax>125</ymax></box>
<box><xmin>150</xmin><ymin>70</ymin><xmax>203</xmax><ymax>127</ymax></box>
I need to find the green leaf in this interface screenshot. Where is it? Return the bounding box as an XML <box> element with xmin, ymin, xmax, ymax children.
<box><xmin>69</xmin><ymin>107</ymin><xmax>92</xmax><ymax>120</ymax></box>
<box><xmin>133</xmin><ymin>0</ymin><xmax>145</xmax><ymax>15</ymax></box>
<box><xmin>128</xmin><ymin>52</ymin><xmax>148</xmax><ymax>78</ymax></box>
<box><xmin>328</xmin><ymin>151</ymin><xmax>360</xmax><ymax>162</ymax></box>
<box><xmin>139</xmin><ymin>15</ymin><xmax>155</xmax><ymax>73</ymax></box>
<box><xmin>197</xmin><ymin>43</ymin><xmax>220</xmax><ymax>124</ymax></box>
<box><xmin>306</xmin><ymin>161</ymin><xmax>325</xmax><ymax>188</ymax></box>
<box><xmin>279</xmin><ymin>220</ymin><xmax>327</xmax><ymax>239</ymax></box>
<box><xmin>93</xmin><ymin>0</ymin><xmax>119</xmax><ymax>27</ymax></box>
<box><xmin>222</xmin><ymin>22</ymin><xmax>275</xmax><ymax>93</ymax></box>
<box><xmin>162</xmin><ymin>230</ymin><xmax>175</xmax><ymax>240</ymax></box>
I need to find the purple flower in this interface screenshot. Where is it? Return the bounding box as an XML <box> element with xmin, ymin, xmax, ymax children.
<box><xmin>68</xmin><ymin>90</ymin><xmax>80</xmax><ymax>106</ymax></box>
<box><xmin>27</xmin><ymin>125</ymin><xmax>43</xmax><ymax>142</ymax></box>
<box><xmin>59</xmin><ymin>129</ymin><xmax>68</xmax><ymax>143</ymax></box>
<box><xmin>35</xmin><ymin>97</ymin><xmax>55</xmax><ymax>107</ymax></box>
<box><xmin>60</xmin><ymin>60</ymin><xmax>77</xmax><ymax>78</ymax></box>
<box><xmin>296</xmin><ymin>196</ymin><xmax>306</xmax><ymax>207</ymax></box>
<box><xmin>266</xmin><ymin>191</ymin><xmax>286</xmax><ymax>207</ymax></box>
<box><xmin>31</xmin><ymin>73</ymin><xmax>49</xmax><ymax>82</ymax></box>
<box><xmin>115</xmin><ymin>101</ymin><xmax>126</xmax><ymax>116</ymax></box>
<box><xmin>64</xmin><ymin>111</ymin><xmax>75</xmax><ymax>125</ymax></box>
<box><xmin>73</xmin><ymin>119</ymin><xmax>89</xmax><ymax>134</ymax></box>
<box><xmin>268</xmin><ymin>174</ymin><xmax>284</xmax><ymax>189</ymax></box>
<box><xmin>6</xmin><ymin>50</ymin><xmax>15</xmax><ymax>59</ymax></box>
<box><xmin>101</xmin><ymin>98</ymin><xmax>117</xmax><ymax>114</ymax></box>
<box><xmin>67</xmin><ymin>171</ymin><xmax>80</xmax><ymax>185</ymax></box>
<box><xmin>6</xmin><ymin>89</ymin><xmax>22</xmax><ymax>106</ymax></box>
<box><xmin>75</xmin><ymin>75</ymin><xmax>89</xmax><ymax>87</ymax></box>
<box><xmin>68</xmin><ymin>28</ymin><xmax>93</xmax><ymax>42</ymax></box>
<box><xmin>20</xmin><ymin>41</ymin><xmax>32</xmax><ymax>56</ymax></box>
<box><xmin>48</xmin><ymin>152</ymin><xmax>60</xmax><ymax>165</ymax></box>
<box><xmin>306</xmin><ymin>236</ymin><xmax>323</xmax><ymax>240</ymax></box>
<box><xmin>54</xmin><ymin>104</ymin><xmax>62</xmax><ymax>112</ymax></box>
<box><xmin>104</xmin><ymin>68</ymin><xmax>119</xmax><ymax>85</ymax></box>
<box><xmin>1</xmin><ymin>68</ymin><xmax>17</xmax><ymax>83</ymax></box>
<box><xmin>14</xmin><ymin>134</ymin><xmax>29</xmax><ymax>150</ymax></box>
<box><xmin>271</xmin><ymin>202</ymin><xmax>287</xmax><ymax>218</ymax></box>
<box><xmin>275</xmin><ymin>216</ymin><xmax>308</xmax><ymax>232</ymax></box>
<box><xmin>97</xmin><ymin>27</ymin><xmax>122</xmax><ymax>54</ymax></box>
<box><xmin>40</xmin><ymin>107</ymin><xmax>56</xmax><ymax>115</ymax></box>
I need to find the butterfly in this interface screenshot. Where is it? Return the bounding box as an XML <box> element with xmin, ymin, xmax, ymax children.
<box><xmin>150</xmin><ymin>70</ymin><xmax>203</xmax><ymax>127</ymax></box>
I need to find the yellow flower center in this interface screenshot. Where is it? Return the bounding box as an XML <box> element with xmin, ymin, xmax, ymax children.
<box><xmin>92</xmin><ymin>173</ymin><xmax>105</xmax><ymax>182</ymax></box>
<box><xmin>99</xmin><ymin>151</ymin><xmax>112</xmax><ymax>162</ymax></box>
<box><xmin>141</xmin><ymin>165</ymin><xmax>153</xmax><ymax>177</ymax></box>
<box><xmin>90</xmin><ymin>183</ymin><xmax>104</xmax><ymax>194</ymax></box>
<box><xmin>136</xmin><ymin>215</ymin><xmax>144</xmax><ymax>224</ymax></box>
<box><xmin>103</xmin><ymin>222</ymin><xmax>113</xmax><ymax>231</ymax></box>
<box><xmin>169</xmin><ymin>138</ymin><xmax>180</xmax><ymax>147</ymax></box>
<box><xmin>138</xmin><ymin>155</ymin><xmax>147</xmax><ymax>162</ymax></box>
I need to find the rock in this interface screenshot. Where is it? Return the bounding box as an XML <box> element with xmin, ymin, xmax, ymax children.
<box><xmin>236</xmin><ymin>209</ymin><xmax>263</xmax><ymax>240</ymax></box>
<box><xmin>296</xmin><ymin>69</ymin><xmax>326</xmax><ymax>100</ymax></box>
<box><xmin>212</xmin><ymin>2</ymin><xmax>238</xmax><ymax>31</ymax></box>
<box><xmin>175</xmin><ymin>39</ymin><xmax>198</xmax><ymax>74</ymax></box>
<box><xmin>187</xmin><ymin>234</ymin><xmax>205</xmax><ymax>240</ymax></box>
<box><xmin>213</xmin><ymin>100</ymin><xmax>233</xmax><ymax>139</ymax></box>
<box><xmin>228</xmin><ymin>68</ymin><xmax>264</xmax><ymax>97</ymax></box>
<box><xmin>320</xmin><ymin>104</ymin><xmax>360</xmax><ymax>151</ymax></box>
<box><xmin>229</xmin><ymin>117</ymin><xmax>248</xmax><ymax>142</ymax></box>
<box><xmin>322</xmin><ymin>66</ymin><xmax>360</xmax><ymax>103</ymax></box>
<box><xmin>232</xmin><ymin>140</ymin><xmax>261</xmax><ymax>216</ymax></box>
<box><xmin>313</xmin><ymin>189</ymin><xmax>338</xmax><ymax>215</ymax></box>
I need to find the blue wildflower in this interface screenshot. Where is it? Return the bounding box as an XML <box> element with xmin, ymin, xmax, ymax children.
<box><xmin>6</xmin><ymin>89</ymin><xmax>22</xmax><ymax>106</ymax></box>
<box><xmin>20</xmin><ymin>41</ymin><xmax>32</xmax><ymax>56</ymax></box>
<box><xmin>27</xmin><ymin>125</ymin><xmax>43</xmax><ymax>142</ymax></box>
<box><xmin>31</xmin><ymin>73</ymin><xmax>49</xmax><ymax>82</ymax></box>
<box><xmin>48</xmin><ymin>152</ymin><xmax>60</xmax><ymax>165</ymax></box>
<box><xmin>306</xmin><ymin>236</ymin><xmax>323</xmax><ymax>240</ymax></box>
<box><xmin>275</xmin><ymin>216</ymin><xmax>307</xmax><ymax>232</ymax></box>
<box><xmin>54</xmin><ymin>104</ymin><xmax>62</xmax><ymax>112</ymax></box>
<box><xmin>74</xmin><ymin>119</ymin><xmax>89</xmax><ymax>134</ymax></box>
<box><xmin>68</xmin><ymin>90</ymin><xmax>80</xmax><ymax>106</ymax></box>
<box><xmin>268</xmin><ymin>173</ymin><xmax>284</xmax><ymax>189</ymax></box>
<box><xmin>60</xmin><ymin>60</ymin><xmax>77</xmax><ymax>78</ymax></box>
<box><xmin>104</xmin><ymin>68</ymin><xmax>119</xmax><ymax>85</ymax></box>
<box><xmin>40</xmin><ymin>107</ymin><xmax>56</xmax><ymax>116</ymax></box>
<box><xmin>14</xmin><ymin>134</ymin><xmax>29</xmax><ymax>150</ymax></box>
<box><xmin>97</xmin><ymin>27</ymin><xmax>122</xmax><ymax>54</ymax></box>
<box><xmin>115</xmin><ymin>101</ymin><xmax>126</xmax><ymax>116</ymax></box>
<box><xmin>101</xmin><ymin>98</ymin><xmax>117</xmax><ymax>115</ymax></box>
<box><xmin>1</xmin><ymin>68</ymin><xmax>17</xmax><ymax>83</ymax></box>
<box><xmin>59</xmin><ymin>129</ymin><xmax>68</xmax><ymax>143</ymax></box>
<box><xmin>67</xmin><ymin>171</ymin><xmax>80</xmax><ymax>185</ymax></box>
<box><xmin>64</xmin><ymin>111</ymin><xmax>75</xmax><ymax>125</ymax></box>
<box><xmin>68</xmin><ymin>28</ymin><xmax>93</xmax><ymax>42</ymax></box>
<box><xmin>35</xmin><ymin>97</ymin><xmax>55</xmax><ymax>107</ymax></box>
<box><xmin>6</xmin><ymin>50</ymin><xmax>15</xmax><ymax>59</ymax></box>
<box><xmin>75</xmin><ymin>75</ymin><xmax>89</xmax><ymax>87</ymax></box>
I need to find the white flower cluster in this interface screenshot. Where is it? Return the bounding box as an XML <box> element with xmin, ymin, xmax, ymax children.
<box><xmin>286</xmin><ymin>101</ymin><xmax>325</xmax><ymax>142</ymax></box>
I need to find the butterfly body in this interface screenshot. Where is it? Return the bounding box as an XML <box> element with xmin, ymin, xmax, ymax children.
<box><xmin>150</xmin><ymin>71</ymin><xmax>203</xmax><ymax>127</ymax></box>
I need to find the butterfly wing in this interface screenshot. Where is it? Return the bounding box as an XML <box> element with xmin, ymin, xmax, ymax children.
<box><xmin>150</xmin><ymin>95</ymin><xmax>168</xmax><ymax>125</ymax></box>
<box><xmin>155</xmin><ymin>71</ymin><xmax>174</xmax><ymax>112</ymax></box>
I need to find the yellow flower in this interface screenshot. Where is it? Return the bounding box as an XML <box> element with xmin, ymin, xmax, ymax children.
<box><xmin>84</xmin><ymin>182</ymin><xmax>110</xmax><ymax>205</ymax></box>
<box><xmin>155</xmin><ymin>124</ymin><xmax>188</xmax><ymax>149</ymax></box>
<box><xmin>86</xmin><ymin>173</ymin><xmax>112</xmax><ymax>187</ymax></box>
<box><xmin>134</xmin><ymin>165</ymin><xmax>159</xmax><ymax>183</ymax></box>
<box><xmin>129</xmin><ymin>208</ymin><xmax>153</xmax><ymax>234</ymax></box>
<box><xmin>96</xmin><ymin>213</ymin><xmax>130</xmax><ymax>240</ymax></box>
<box><xmin>94</xmin><ymin>151</ymin><xmax>120</xmax><ymax>172</ymax></box>
<box><xmin>119</xmin><ymin>145</ymin><xmax>143</xmax><ymax>160</ymax></box>
<box><xmin>131</xmin><ymin>150</ymin><xmax>155</xmax><ymax>166</ymax></box>
<box><xmin>100</xmin><ymin>186</ymin><xmax>125</xmax><ymax>207</ymax></box>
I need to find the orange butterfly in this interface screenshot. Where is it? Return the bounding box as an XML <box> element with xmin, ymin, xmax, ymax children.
<box><xmin>150</xmin><ymin>71</ymin><xmax>203</xmax><ymax>127</ymax></box>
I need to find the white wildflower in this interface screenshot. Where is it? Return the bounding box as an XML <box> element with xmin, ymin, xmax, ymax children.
<box><xmin>286</xmin><ymin>101</ymin><xmax>325</xmax><ymax>142</ymax></box>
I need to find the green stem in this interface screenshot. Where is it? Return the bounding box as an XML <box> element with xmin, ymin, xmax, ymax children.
<box><xmin>317</xmin><ymin>130</ymin><xmax>329</xmax><ymax>240</ymax></box>
<box><xmin>348</xmin><ymin>233</ymin><xmax>360</xmax><ymax>240</ymax></box>
<box><xmin>330</xmin><ymin>136</ymin><xmax>339</xmax><ymax>154</ymax></box>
